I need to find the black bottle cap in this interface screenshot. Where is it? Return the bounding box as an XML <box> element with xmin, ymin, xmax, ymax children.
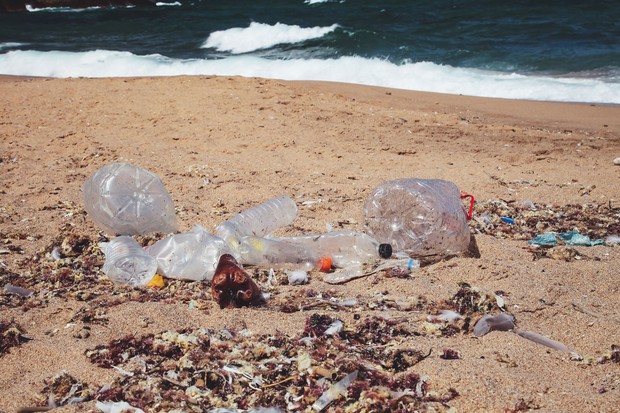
<box><xmin>378</xmin><ymin>243</ymin><xmax>392</xmax><ymax>258</ymax></box>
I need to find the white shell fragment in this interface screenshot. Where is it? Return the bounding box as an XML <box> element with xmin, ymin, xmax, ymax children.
<box><xmin>614</xmin><ymin>157</ymin><xmax>620</xmax><ymax>165</ymax></box>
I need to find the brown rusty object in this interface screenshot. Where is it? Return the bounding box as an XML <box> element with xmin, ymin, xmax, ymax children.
<box><xmin>211</xmin><ymin>254</ymin><xmax>261</xmax><ymax>309</ymax></box>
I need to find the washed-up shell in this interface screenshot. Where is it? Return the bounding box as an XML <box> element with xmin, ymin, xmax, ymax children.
<box><xmin>614</xmin><ymin>157</ymin><xmax>620</xmax><ymax>165</ymax></box>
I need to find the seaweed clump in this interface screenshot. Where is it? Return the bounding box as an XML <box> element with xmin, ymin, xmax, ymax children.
<box><xmin>81</xmin><ymin>315</ymin><xmax>459</xmax><ymax>412</ymax></box>
<box><xmin>0</xmin><ymin>319</ymin><xmax>30</xmax><ymax>356</ymax></box>
<box><xmin>471</xmin><ymin>200</ymin><xmax>619</xmax><ymax>241</ymax></box>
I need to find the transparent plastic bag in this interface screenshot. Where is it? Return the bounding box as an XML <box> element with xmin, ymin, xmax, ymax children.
<box><xmin>146</xmin><ymin>225</ymin><xmax>236</xmax><ymax>281</ymax></box>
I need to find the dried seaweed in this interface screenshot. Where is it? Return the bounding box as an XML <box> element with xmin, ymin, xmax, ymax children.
<box><xmin>0</xmin><ymin>319</ymin><xmax>30</xmax><ymax>356</ymax></box>
<box><xmin>472</xmin><ymin>200</ymin><xmax>619</xmax><ymax>242</ymax></box>
<box><xmin>80</xmin><ymin>315</ymin><xmax>459</xmax><ymax>412</ymax></box>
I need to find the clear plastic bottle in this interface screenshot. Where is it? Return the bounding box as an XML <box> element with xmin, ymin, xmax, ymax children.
<box><xmin>215</xmin><ymin>195</ymin><xmax>298</xmax><ymax>251</ymax></box>
<box><xmin>237</xmin><ymin>235</ymin><xmax>332</xmax><ymax>271</ymax></box>
<box><xmin>82</xmin><ymin>162</ymin><xmax>178</xmax><ymax>236</ymax></box>
<box><xmin>146</xmin><ymin>225</ymin><xmax>237</xmax><ymax>281</ymax></box>
<box><xmin>100</xmin><ymin>236</ymin><xmax>158</xmax><ymax>287</ymax></box>
<box><xmin>364</xmin><ymin>178</ymin><xmax>471</xmax><ymax>257</ymax></box>
<box><xmin>273</xmin><ymin>230</ymin><xmax>392</xmax><ymax>268</ymax></box>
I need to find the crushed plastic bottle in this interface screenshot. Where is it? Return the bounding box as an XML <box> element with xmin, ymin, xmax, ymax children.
<box><xmin>272</xmin><ymin>230</ymin><xmax>392</xmax><ymax>268</ymax></box>
<box><xmin>100</xmin><ymin>236</ymin><xmax>158</xmax><ymax>287</ymax></box>
<box><xmin>237</xmin><ymin>235</ymin><xmax>332</xmax><ymax>271</ymax></box>
<box><xmin>215</xmin><ymin>196</ymin><xmax>297</xmax><ymax>251</ymax></box>
<box><xmin>146</xmin><ymin>225</ymin><xmax>237</xmax><ymax>281</ymax></box>
<box><xmin>364</xmin><ymin>178</ymin><xmax>471</xmax><ymax>257</ymax></box>
<box><xmin>82</xmin><ymin>162</ymin><xmax>178</xmax><ymax>235</ymax></box>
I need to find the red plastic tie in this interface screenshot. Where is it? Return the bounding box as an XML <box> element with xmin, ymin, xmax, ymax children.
<box><xmin>460</xmin><ymin>192</ymin><xmax>475</xmax><ymax>221</ymax></box>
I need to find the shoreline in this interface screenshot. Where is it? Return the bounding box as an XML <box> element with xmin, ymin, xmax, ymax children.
<box><xmin>1</xmin><ymin>75</ymin><xmax>619</xmax><ymax>412</ymax></box>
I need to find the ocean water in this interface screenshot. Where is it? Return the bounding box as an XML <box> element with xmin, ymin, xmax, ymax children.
<box><xmin>1</xmin><ymin>0</ymin><xmax>619</xmax><ymax>103</ymax></box>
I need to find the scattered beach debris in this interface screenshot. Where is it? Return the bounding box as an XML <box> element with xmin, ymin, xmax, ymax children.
<box><xmin>474</xmin><ymin>313</ymin><xmax>572</xmax><ymax>353</ymax></box>
<box><xmin>35</xmin><ymin>371</ymin><xmax>94</xmax><ymax>409</ymax></box>
<box><xmin>80</xmin><ymin>315</ymin><xmax>461</xmax><ymax>411</ymax></box>
<box><xmin>96</xmin><ymin>401</ymin><xmax>145</xmax><ymax>413</ymax></box>
<box><xmin>211</xmin><ymin>254</ymin><xmax>262</xmax><ymax>309</ymax></box>
<box><xmin>528</xmin><ymin>231</ymin><xmax>606</xmax><ymax>247</ymax></box>
<box><xmin>513</xmin><ymin>329</ymin><xmax>571</xmax><ymax>353</ymax></box>
<box><xmin>0</xmin><ymin>319</ymin><xmax>31</xmax><ymax>356</ymax></box>
<box><xmin>472</xmin><ymin>200</ymin><xmax>619</xmax><ymax>242</ymax></box>
<box><xmin>3</xmin><ymin>283</ymin><xmax>34</xmax><ymax>298</ymax></box>
<box><xmin>286</xmin><ymin>270</ymin><xmax>308</xmax><ymax>285</ymax></box>
<box><xmin>311</xmin><ymin>370</ymin><xmax>358</xmax><ymax>412</ymax></box>
<box><xmin>473</xmin><ymin>313</ymin><xmax>515</xmax><ymax>337</ymax></box>
<box><xmin>323</xmin><ymin>258</ymin><xmax>420</xmax><ymax>284</ymax></box>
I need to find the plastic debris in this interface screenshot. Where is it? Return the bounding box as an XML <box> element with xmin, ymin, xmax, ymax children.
<box><xmin>473</xmin><ymin>313</ymin><xmax>515</xmax><ymax>337</ymax></box>
<box><xmin>514</xmin><ymin>329</ymin><xmax>571</xmax><ymax>353</ymax></box>
<box><xmin>323</xmin><ymin>258</ymin><xmax>420</xmax><ymax>284</ymax></box>
<box><xmin>82</xmin><ymin>162</ymin><xmax>178</xmax><ymax>236</ymax></box>
<box><xmin>501</xmin><ymin>216</ymin><xmax>515</xmax><ymax>224</ymax></box>
<box><xmin>312</xmin><ymin>370</ymin><xmax>358</xmax><ymax>412</ymax></box>
<box><xmin>211</xmin><ymin>254</ymin><xmax>262</xmax><ymax>309</ymax></box>
<box><xmin>287</xmin><ymin>270</ymin><xmax>308</xmax><ymax>285</ymax></box>
<box><xmin>475</xmin><ymin>313</ymin><xmax>572</xmax><ymax>353</ymax></box>
<box><xmin>100</xmin><ymin>236</ymin><xmax>158</xmax><ymax>287</ymax></box>
<box><xmin>96</xmin><ymin>401</ymin><xmax>145</xmax><ymax>413</ymax></box>
<box><xmin>147</xmin><ymin>225</ymin><xmax>236</xmax><ymax>281</ymax></box>
<box><xmin>3</xmin><ymin>283</ymin><xmax>34</xmax><ymax>297</ymax></box>
<box><xmin>528</xmin><ymin>230</ymin><xmax>606</xmax><ymax>247</ymax></box>
<box><xmin>364</xmin><ymin>178</ymin><xmax>473</xmax><ymax>257</ymax></box>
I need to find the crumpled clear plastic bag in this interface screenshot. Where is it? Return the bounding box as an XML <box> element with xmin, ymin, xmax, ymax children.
<box><xmin>146</xmin><ymin>225</ymin><xmax>237</xmax><ymax>281</ymax></box>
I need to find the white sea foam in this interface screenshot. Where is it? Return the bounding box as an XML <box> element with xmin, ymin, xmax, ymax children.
<box><xmin>202</xmin><ymin>22</ymin><xmax>339</xmax><ymax>54</ymax></box>
<box><xmin>156</xmin><ymin>1</ymin><xmax>181</xmax><ymax>6</ymax></box>
<box><xmin>0</xmin><ymin>42</ymin><xmax>26</xmax><ymax>51</ymax></box>
<box><xmin>1</xmin><ymin>50</ymin><xmax>619</xmax><ymax>104</ymax></box>
<box><xmin>305</xmin><ymin>0</ymin><xmax>339</xmax><ymax>4</ymax></box>
<box><xmin>26</xmin><ymin>5</ymin><xmax>102</xmax><ymax>12</ymax></box>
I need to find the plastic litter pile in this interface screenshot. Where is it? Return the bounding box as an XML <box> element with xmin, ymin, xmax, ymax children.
<box><xmin>84</xmin><ymin>163</ymin><xmax>476</xmax><ymax>308</ymax></box>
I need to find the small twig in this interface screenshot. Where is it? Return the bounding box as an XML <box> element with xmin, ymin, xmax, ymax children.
<box><xmin>262</xmin><ymin>375</ymin><xmax>297</xmax><ymax>389</ymax></box>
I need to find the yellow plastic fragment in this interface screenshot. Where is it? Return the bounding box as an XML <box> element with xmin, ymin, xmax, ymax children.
<box><xmin>147</xmin><ymin>273</ymin><xmax>165</xmax><ymax>288</ymax></box>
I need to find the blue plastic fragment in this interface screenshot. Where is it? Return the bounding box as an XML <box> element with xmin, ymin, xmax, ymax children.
<box><xmin>528</xmin><ymin>232</ymin><xmax>559</xmax><ymax>246</ymax></box>
<box><xmin>501</xmin><ymin>217</ymin><xmax>515</xmax><ymax>224</ymax></box>
<box><xmin>528</xmin><ymin>231</ymin><xmax>606</xmax><ymax>247</ymax></box>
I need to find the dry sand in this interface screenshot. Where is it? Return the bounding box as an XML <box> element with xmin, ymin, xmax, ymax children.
<box><xmin>1</xmin><ymin>75</ymin><xmax>619</xmax><ymax>412</ymax></box>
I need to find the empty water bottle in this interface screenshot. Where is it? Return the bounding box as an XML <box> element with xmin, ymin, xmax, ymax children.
<box><xmin>100</xmin><ymin>236</ymin><xmax>158</xmax><ymax>287</ymax></box>
<box><xmin>364</xmin><ymin>178</ymin><xmax>472</xmax><ymax>257</ymax></box>
<box><xmin>273</xmin><ymin>230</ymin><xmax>392</xmax><ymax>268</ymax></box>
<box><xmin>215</xmin><ymin>196</ymin><xmax>298</xmax><ymax>250</ymax></box>
<box><xmin>237</xmin><ymin>235</ymin><xmax>332</xmax><ymax>271</ymax></box>
<box><xmin>82</xmin><ymin>162</ymin><xmax>178</xmax><ymax>235</ymax></box>
<box><xmin>146</xmin><ymin>225</ymin><xmax>237</xmax><ymax>281</ymax></box>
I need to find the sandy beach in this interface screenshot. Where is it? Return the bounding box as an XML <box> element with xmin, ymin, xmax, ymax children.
<box><xmin>1</xmin><ymin>75</ymin><xmax>619</xmax><ymax>412</ymax></box>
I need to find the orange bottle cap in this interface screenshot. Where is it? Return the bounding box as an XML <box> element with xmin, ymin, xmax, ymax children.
<box><xmin>318</xmin><ymin>257</ymin><xmax>332</xmax><ymax>272</ymax></box>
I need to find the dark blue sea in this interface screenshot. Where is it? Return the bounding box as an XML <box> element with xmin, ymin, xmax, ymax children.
<box><xmin>1</xmin><ymin>0</ymin><xmax>619</xmax><ymax>103</ymax></box>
